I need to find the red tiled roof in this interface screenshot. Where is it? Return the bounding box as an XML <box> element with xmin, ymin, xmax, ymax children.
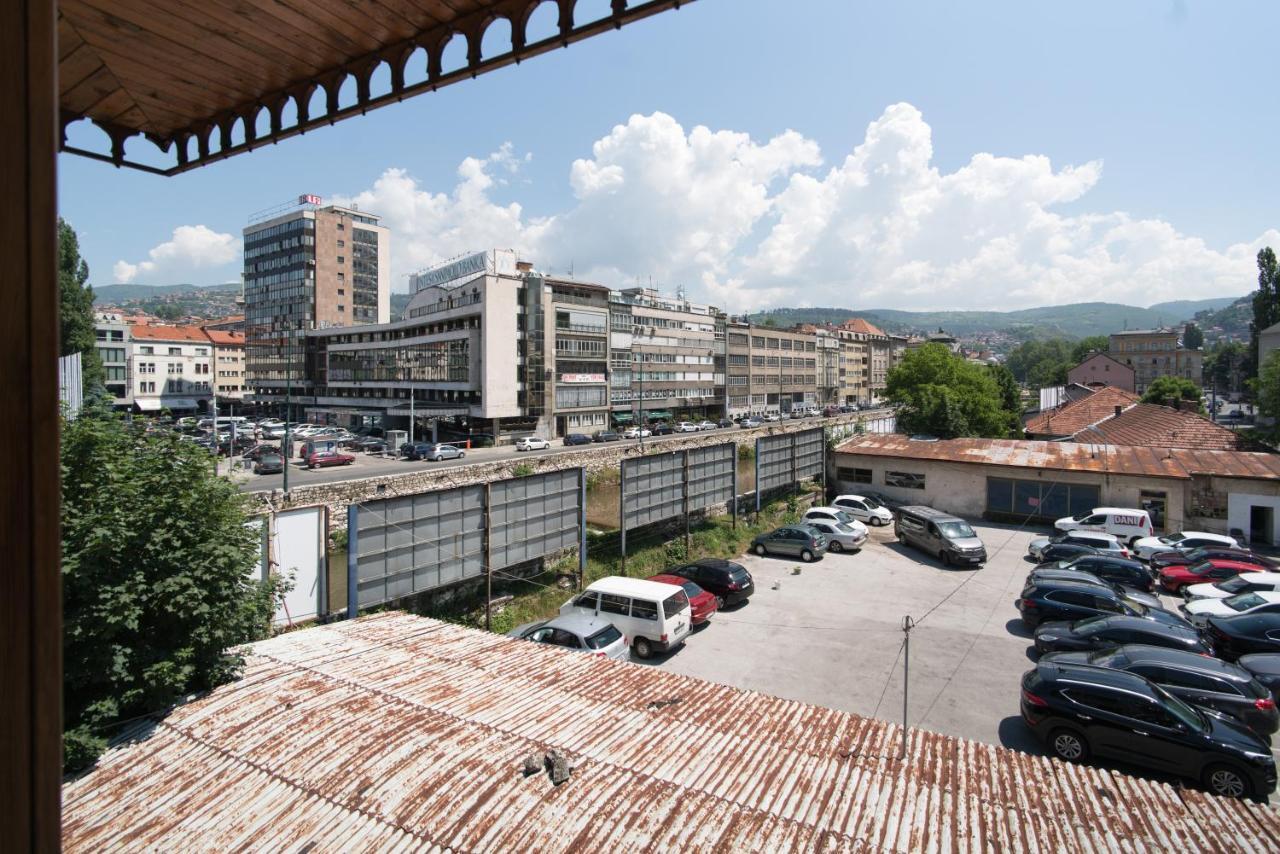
<box><xmin>203</xmin><ymin>329</ymin><xmax>245</xmax><ymax>345</ymax></box>
<box><xmin>1082</xmin><ymin>403</ymin><xmax>1250</xmax><ymax>451</ymax></box>
<box><xmin>128</xmin><ymin>324</ymin><xmax>211</xmax><ymax>343</ymax></box>
<box><xmin>839</xmin><ymin>317</ymin><xmax>887</xmax><ymax>337</ymax></box>
<box><xmin>1024</xmin><ymin>386</ymin><xmax>1139</xmax><ymax>436</ymax></box>
<box><xmin>834</xmin><ymin>434</ymin><xmax>1280</xmax><ymax>481</ymax></box>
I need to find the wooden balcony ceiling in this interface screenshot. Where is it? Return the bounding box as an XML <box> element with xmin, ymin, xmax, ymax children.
<box><xmin>58</xmin><ymin>0</ymin><xmax>692</xmax><ymax>175</ymax></box>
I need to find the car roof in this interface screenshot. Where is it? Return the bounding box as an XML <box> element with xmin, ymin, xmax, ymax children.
<box><xmin>1173</xmin><ymin>531</ymin><xmax>1234</xmax><ymax>541</ymax></box>
<box><xmin>805</xmin><ymin>506</ymin><xmax>850</xmax><ymax>515</ymax></box>
<box><xmin>1031</xmin><ymin>578</ymin><xmax>1120</xmax><ymax>595</ymax></box>
<box><xmin>895</xmin><ymin>505</ymin><xmax>961</xmax><ymax>521</ymax></box>
<box><xmin>1065</xmin><ymin>530</ymin><xmax>1121</xmax><ymax>544</ymax></box>
<box><xmin>1029</xmin><ymin>569</ymin><xmax>1112</xmax><ymax>586</ymax></box>
<box><xmin>834</xmin><ymin>494</ymin><xmax>872</xmax><ymax>502</ymax></box>
<box><xmin>1115</xmin><ymin>644</ymin><xmax>1248</xmax><ymax>677</ymax></box>
<box><xmin>1090</xmin><ymin>615</ymin><xmax>1197</xmax><ymax>635</ymax></box>
<box><xmin>647</xmin><ymin>574</ymin><xmax>694</xmax><ymax>587</ymax></box>
<box><xmin>688</xmin><ymin>558</ymin><xmax>742</xmax><ymax>572</ymax></box>
<box><xmin>1201</xmin><ymin>559</ymin><xmax>1270</xmax><ymax>570</ymax></box>
<box><xmin>1092</xmin><ymin>507</ymin><xmax>1147</xmax><ymax>517</ymax></box>
<box><xmin>584</xmin><ymin>576</ymin><xmax>685</xmax><ymax>598</ymax></box>
<box><xmin>1039</xmin><ymin>660</ymin><xmax>1156</xmax><ymax>693</ymax></box>
<box><xmin>546</xmin><ymin>613</ymin><xmax>615</xmax><ymax>634</ymax></box>
<box><xmin>1219</xmin><ymin>572</ymin><xmax>1280</xmax><ymax>584</ymax></box>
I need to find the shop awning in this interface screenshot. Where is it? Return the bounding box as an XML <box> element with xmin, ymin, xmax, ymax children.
<box><xmin>161</xmin><ymin>398</ymin><xmax>199</xmax><ymax>411</ymax></box>
<box><xmin>133</xmin><ymin>399</ymin><xmax>161</xmax><ymax>412</ymax></box>
<box><xmin>611</xmin><ymin>413</ymin><xmax>634</xmax><ymax>423</ymax></box>
<box><xmin>644</xmin><ymin>410</ymin><xmax>673</xmax><ymax>420</ymax></box>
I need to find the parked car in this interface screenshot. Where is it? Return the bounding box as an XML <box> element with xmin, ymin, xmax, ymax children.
<box><xmin>665</xmin><ymin>558</ymin><xmax>754</xmax><ymax>607</ymax></box>
<box><xmin>1032</xmin><ymin>615</ymin><xmax>1212</xmax><ymax>656</ymax></box>
<box><xmin>1185</xmin><ymin>572</ymin><xmax>1280</xmax><ymax>602</ymax></box>
<box><xmin>674</xmin><ymin>421</ymin><xmax>699</xmax><ymax>433</ymax></box>
<box><xmin>762</xmin><ymin>413</ymin><xmax>782</xmax><ymax>422</ymax></box>
<box><xmin>305</xmin><ymin>450</ymin><xmax>355</xmax><ymax>469</ymax></box>
<box><xmin>622</xmin><ymin>426</ymin><xmax>652</xmax><ymax>439</ymax></box>
<box><xmin>1016</xmin><ymin>578</ymin><xmax>1188</xmax><ymax>630</ymax></box>
<box><xmin>803</xmin><ymin>506</ymin><xmax>869</xmax><ymax>539</ymax></box>
<box><xmin>1044</xmin><ymin>554</ymin><xmax>1156</xmax><ymax>593</ymax></box>
<box><xmin>1151</xmin><ymin>546</ymin><xmax>1278</xmax><ymax>572</ymax></box>
<box><xmin>1053</xmin><ymin>507</ymin><xmax>1154</xmax><ymax>547</ymax></box>
<box><xmin>353</xmin><ymin>437</ymin><xmax>387</xmax><ymax>453</ymax></box>
<box><xmin>1020</xmin><ymin>659</ymin><xmax>1276</xmax><ymax>798</ymax></box>
<box><xmin>738</xmin><ymin>417</ymin><xmax>762</xmax><ymax>429</ymax></box>
<box><xmin>515</xmin><ymin>436</ymin><xmax>550</xmax><ymax>452</ymax></box>
<box><xmin>648</xmin><ymin>574</ymin><xmax>719</xmax><ymax>626</ymax></box>
<box><xmin>1134</xmin><ymin>531</ymin><xmax>1240</xmax><ymax>562</ymax></box>
<box><xmin>1043</xmin><ymin>645</ymin><xmax>1279</xmax><ymax>739</ymax></box>
<box><xmin>895</xmin><ymin>505</ymin><xmax>987</xmax><ymax>566</ymax></box>
<box><xmin>1206</xmin><ymin>614</ymin><xmax>1280</xmax><ymax>661</ymax></box>
<box><xmin>1025</xmin><ymin>568</ymin><xmax>1161</xmax><ymax>609</ymax></box>
<box><xmin>716</xmin><ymin>418</ymin><xmax>735</xmax><ymax>428</ymax></box>
<box><xmin>823</xmin><ymin>405</ymin><xmax>841</xmax><ymax>417</ymax></box>
<box><xmin>1158</xmin><ymin>559</ymin><xmax>1266</xmax><ymax>593</ymax></box>
<box><xmin>1029</xmin><ymin>530</ymin><xmax>1128</xmax><ymax>561</ymax></box>
<box><xmin>592</xmin><ymin>430</ymin><xmax>621</xmax><ymax>443</ymax></box>
<box><xmin>650</xmin><ymin>422</ymin><xmax>674</xmax><ymax>435</ymax></box>
<box><xmin>253</xmin><ymin>453</ymin><xmax>285</xmax><ymax>474</ymax></box>
<box><xmin>421</xmin><ymin>443</ymin><xmax>464</xmax><ymax>462</ymax></box>
<box><xmin>560</xmin><ymin>576</ymin><xmax>692</xmax><ymax>659</ymax></box>
<box><xmin>506</xmin><ymin>614</ymin><xmax>629</xmax><ymax>661</ymax></box>
<box><xmin>1239</xmin><ymin>655</ymin><xmax>1280</xmax><ymax>699</ymax></box>
<box><xmin>832</xmin><ymin>494</ymin><xmax>894</xmax><ymax>526</ymax></box>
<box><xmin>563</xmin><ymin>433</ymin><xmax>592</xmax><ymax>446</ymax></box>
<box><xmin>751</xmin><ymin>524</ymin><xmax>828</xmax><ymax>562</ymax></box>
<box><xmin>241</xmin><ymin>443</ymin><xmax>280</xmax><ymax>461</ymax></box>
<box><xmin>1184</xmin><ymin>592</ymin><xmax>1280</xmax><ymax>627</ymax></box>
<box><xmin>804</xmin><ymin>520</ymin><xmax>867</xmax><ymax>553</ymax></box>
<box><xmin>1037</xmin><ymin>542</ymin><xmax>1103</xmax><ymax>564</ymax></box>
<box><xmin>861</xmin><ymin>491</ymin><xmax>903</xmax><ymax>511</ymax></box>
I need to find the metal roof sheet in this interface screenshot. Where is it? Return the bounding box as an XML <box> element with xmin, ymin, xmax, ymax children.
<box><xmin>835</xmin><ymin>435</ymin><xmax>1280</xmax><ymax>482</ymax></box>
<box><xmin>62</xmin><ymin>613</ymin><xmax>1280</xmax><ymax>852</ymax></box>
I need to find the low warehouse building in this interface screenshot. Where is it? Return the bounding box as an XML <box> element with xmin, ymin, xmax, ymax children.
<box><xmin>833</xmin><ymin>435</ymin><xmax>1280</xmax><ymax>545</ymax></box>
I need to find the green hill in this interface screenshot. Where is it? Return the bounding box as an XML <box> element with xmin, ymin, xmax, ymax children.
<box><xmin>1192</xmin><ymin>295</ymin><xmax>1253</xmax><ymax>342</ymax></box>
<box><xmin>93</xmin><ymin>282</ymin><xmax>240</xmax><ymax>304</ymax></box>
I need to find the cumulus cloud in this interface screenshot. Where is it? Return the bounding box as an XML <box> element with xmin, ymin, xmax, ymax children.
<box><xmin>113</xmin><ymin>225</ymin><xmax>238</xmax><ymax>284</ymax></box>
<box><xmin>337</xmin><ymin>105</ymin><xmax>1277</xmax><ymax>310</ymax></box>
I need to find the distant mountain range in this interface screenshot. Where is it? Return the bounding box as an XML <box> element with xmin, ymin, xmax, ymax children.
<box><xmin>749</xmin><ymin>297</ymin><xmax>1242</xmax><ymax>340</ymax></box>
<box><xmin>1191</xmin><ymin>295</ymin><xmax>1254</xmax><ymax>343</ymax></box>
<box><xmin>93</xmin><ymin>282</ymin><xmax>240</xmax><ymax>304</ymax></box>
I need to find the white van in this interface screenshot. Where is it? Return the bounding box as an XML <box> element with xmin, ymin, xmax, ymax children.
<box><xmin>1054</xmin><ymin>507</ymin><xmax>1154</xmax><ymax>547</ymax></box>
<box><xmin>560</xmin><ymin>576</ymin><xmax>692</xmax><ymax>660</ymax></box>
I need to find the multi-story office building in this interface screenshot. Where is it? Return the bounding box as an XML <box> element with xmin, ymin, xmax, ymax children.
<box><xmin>128</xmin><ymin>325</ymin><xmax>214</xmax><ymax>413</ymax></box>
<box><xmin>94</xmin><ymin>312</ymin><xmax>131</xmax><ymax>407</ymax></box>
<box><xmin>609</xmin><ymin>287</ymin><xmax>724</xmax><ymax>425</ymax></box>
<box><xmin>836</xmin><ymin>318</ymin><xmax>893</xmax><ymax>403</ymax></box>
<box><xmin>243</xmin><ymin>198</ymin><xmax>389</xmax><ymax>407</ymax></box>
<box><xmin>206</xmin><ymin>329</ymin><xmax>247</xmax><ymax>402</ymax></box>
<box><xmin>724</xmin><ymin>319</ymin><xmax>819</xmax><ymax>417</ymax></box>
<box><xmin>1108</xmin><ymin>329</ymin><xmax>1203</xmax><ymax>394</ymax></box>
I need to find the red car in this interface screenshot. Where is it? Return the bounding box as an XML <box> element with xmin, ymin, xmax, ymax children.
<box><xmin>1149</xmin><ymin>546</ymin><xmax>1277</xmax><ymax>571</ymax></box>
<box><xmin>1157</xmin><ymin>559</ymin><xmax>1265</xmax><ymax>593</ymax></box>
<box><xmin>305</xmin><ymin>450</ymin><xmax>355</xmax><ymax>469</ymax></box>
<box><xmin>648</xmin><ymin>573</ymin><xmax>718</xmax><ymax>626</ymax></box>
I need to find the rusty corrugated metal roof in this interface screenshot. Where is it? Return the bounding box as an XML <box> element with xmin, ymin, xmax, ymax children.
<box><xmin>62</xmin><ymin>613</ymin><xmax>1280</xmax><ymax>852</ymax></box>
<box><xmin>836</xmin><ymin>434</ymin><xmax>1280</xmax><ymax>482</ymax></box>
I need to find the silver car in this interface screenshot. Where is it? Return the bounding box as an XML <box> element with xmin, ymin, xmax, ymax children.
<box><xmin>506</xmin><ymin>614</ymin><xmax>629</xmax><ymax>660</ymax></box>
<box><xmin>804</xmin><ymin>520</ymin><xmax>867</xmax><ymax>553</ymax></box>
<box><xmin>423</xmin><ymin>443</ymin><xmax>465</xmax><ymax>461</ymax></box>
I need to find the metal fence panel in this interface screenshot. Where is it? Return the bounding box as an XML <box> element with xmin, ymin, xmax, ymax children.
<box><xmin>794</xmin><ymin>428</ymin><xmax>825</xmax><ymax>480</ymax></box>
<box><xmin>686</xmin><ymin>443</ymin><xmax>736</xmax><ymax>512</ymax></box>
<box><xmin>621</xmin><ymin>451</ymin><xmax>685</xmax><ymax>530</ymax></box>
<box><xmin>757</xmin><ymin>428</ymin><xmax>825</xmax><ymax>496</ymax></box>
<box><xmin>490</xmin><ymin>468</ymin><xmax>581</xmax><ymax>569</ymax></box>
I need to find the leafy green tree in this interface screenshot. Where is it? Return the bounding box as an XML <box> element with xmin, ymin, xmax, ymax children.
<box><xmin>1069</xmin><ymin>335</ymin><xmax>1110</xmax><ymax>364</ymax></box>
<box><xmin>1250</xmin><ymin>247</ymin><xmax>1279</xmax><ymax>378</ymax></box>
<box><xmin>1182</xmin><ymin>322</ymin><xmax>1204</xmax><ymax>350</ymax></box>
<box><xmin>1005</xmin><ymin>338</ymin><xmax>1072</xmax><ymax>387</ymax></box>
<box><xmin>887</xmin><ymin>343</ymin><xmax>1019</xmax><ymax>438</ymax></box>
<box><xmin>61</xmin><ymin>409</ymin><xmax>281</xmax><ymax>771</ymax></box>
<box><xmin>1140</xmin><ymin>376</ymin><xmax>1205</xmax><ymax>414</ymax></box>
<box><xmin>1205</xmin><ymin>340</ymin><xmax>1247</xmax><ymax>394</ymax></box>
<box><xmin>987</xmin><ymin>362</ymin><xmax>1022</xmax><ymax>415</ymax></box>
<box><xmin>59</xmin><ymin>218</ymin><xmax>104</xmax><ymax>393</ymax></box>
<box><xmin>1259</xmin><ymin>350</ymin><xmax>1280</xmax><ymax>433</ymax></box>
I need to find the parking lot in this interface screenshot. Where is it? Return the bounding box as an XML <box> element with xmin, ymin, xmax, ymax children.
<box><xmin>646</xmin><ymin>520</ymin><xmax>1280</xmax><ymax>786</ymax></box>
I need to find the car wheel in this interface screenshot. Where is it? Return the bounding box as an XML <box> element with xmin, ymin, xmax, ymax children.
<box><xmin>1203</xmin><ymin>763</ymin><xmax>1252</xmax><ymax>799</ymax></box>
<box><xmin>941</xmin><ymin>550</ymin><xmax>952</xmax><ymax>567</ymax></box>
<box><xmin>754</xmin><ymin>543</ymin><xmax>767</xmax><ymax>556</ymax></box>
<box><xmin>800</xmin><ymin>549</ymin><xmax>814</xmax><ymax>562</ymax></box>
<box><xmin>1049</xmin><ymin>728</ymin><xmax>1089</xmax><ymax>763</ymax></box>
<box><xmin>1129</xmin><ymin>536</ymin><xmax>1141</xmax><ymax>550</ymax></box>
<box><xmin>898</xmin><ymin>531</ymin><xmax>906</xmax><ymax>545</ymax></box>
<box><xmin>828</xmin><ymin>541</ymin><xmax>843</xmax><ymax>553</ymax></box>
<box><xmin>458</xmin><ymin>452</ymin><xmax>465</xmax><ymax>458</ymax></box>
<box><xmin>715</xmin><ymin>595</ymin><xmax>725</xmax><ymax>610</ymax></box>
<box><xmin>632</xmin><ymin>637</ymin><xmax>653</xmax><ymax>659</ymax></box>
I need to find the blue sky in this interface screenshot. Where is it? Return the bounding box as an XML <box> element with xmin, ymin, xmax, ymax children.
<box><xmin>60</xmin><ymin>0</ymin><xmax>1280</xmax><ymax>311</ymax></box>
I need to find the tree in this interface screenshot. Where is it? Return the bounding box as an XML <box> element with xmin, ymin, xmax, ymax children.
<box><xmin>58</xmin><ymin>218</ymin><xmax>104</xmax><ymax>394</ymax></box>
<box><xmin>1250</xmin><ymin>247</ymin><xmax>1279</xmax><ymax>378</ymax></box>
<box><xmin>1205</xmin><ymin>340</ymin><xmax>1247</xmax><ymax>394</ymax></box>
<box><xmin>1069</xmin><ymin>335</ymin><xmax>1110</xmax><ymax>364</ymax></box>
<box><xmin>1005</xmin><ymin>338</ymin><xmax>1072</xmax><ymax>387</ymax></box>
<box><xmin>1259</xmin><ymin>350</ymin><xmax>1280</xmax><ymax>434</ymax></box>
<box><xmin>1140</xmin><ymin>376</ymin><xmax>1205</xmax><ymax>414</ymax></box>
<box><xmin>61</xmin><ymin>409</ymin><xmax>281</xmax><ymax>770</ymax></box>
<box><xmin>1182</xmin><ymin>322</ymin><xmax>1204</xmax><ymax>350</ymax></box>
<box><xmin>987</xmin><ymin>362</ymin><xmax>1022</xmax><ymax>414</ymax></box>
<box><xmin>886</xmin><ymin>343</ymin><xmax>1019</xmax><ymax>438</ymax></box>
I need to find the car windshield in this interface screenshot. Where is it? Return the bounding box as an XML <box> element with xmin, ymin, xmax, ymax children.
<box><xmin>1151</xmin><ymin>683</ymin><xmax>1205</xmax><ymax>732</ymax></box>
<box><xmin>862</xmin><ymin>496</ymin><xmax>883</xmax><ymax>509</ymax></box>
<box><xmin>1187</xmin><ymin>560</ymin><xmax>1216</xmax><ymax>576</ymax></box>
<box><xmin>1121</xmin><ymin>597</ymin><xmax>1149</xmax><ymax>616</ymax></box>
<box><xmin>1216</xmin><ymin>577</ymin><xmax>1250</xmax><ymax>594</ymax></box>
<box><xmin>678</xmin><ymin>581</ymin><xmax>702</xmax><ymax>598</ymax></box>
<box><xmin>939</xmin><ymin>521</ymin><xmax>975</xmax><ymax>539</ymax></box>
<box><xmin>1084</xmin><ymin>648</ymin><xmax>1124</xmax><ymax>666</ymax></box>
<box><xmin>1072</xmin><ymin>616</ymin><xmax>1109</xmax><ymax>634</ymax></box>
<box><xmin>1162</xmin><ymin>533</ymin><xmax>1187</xmax><ymax>544</ymax></box>
<box><xmin>834</xmin><ymin>522</ymin><xmax>855</xmax><ymax>533</ymax></box>
<box><xmin>1226</xmin><ymin>592</ymin><xmax>1268</xmax><ymax>611</ymax></box>
<box><xmin>585</xmin><ymin>625</ymin><xmax>623</xmax><ymax>649</ymax></box>
<box><xmin>1071</xmin><ymin>512</ymin><xmax>1090</xmax><ymax>522</ymax></box>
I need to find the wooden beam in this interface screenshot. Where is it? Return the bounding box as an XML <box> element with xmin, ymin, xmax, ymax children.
<box><xmin>0</xmin><ymin>0</ymin><xmax>61</xmax><ymax>849</ymax></box>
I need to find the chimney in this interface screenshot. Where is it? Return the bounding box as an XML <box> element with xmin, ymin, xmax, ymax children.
<box><xmin>1114</xmin><ymin>405</ymin><xmax>1122</xmax><ymax>418</ymax></box>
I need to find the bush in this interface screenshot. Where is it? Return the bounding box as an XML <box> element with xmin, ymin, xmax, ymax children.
<box><xmin>737</xmin><ymin>444</ymin><xmax>755</xmax><ymax>460</ymax></box>
<box><xmin>512</xmin><ymin>463</ymin><xmax>535</xmax><ymax>477</ymax></box>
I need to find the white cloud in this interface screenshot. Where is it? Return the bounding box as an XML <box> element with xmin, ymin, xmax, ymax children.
<box><xmin>338</xmin><ymin>105</ymin><xmax>1277</xmax><ymax>310</ymax></box>
<box><xmin>113</xmin><ymin>225</ymin><xmax>238</xmax><ymax>284</ymax></box>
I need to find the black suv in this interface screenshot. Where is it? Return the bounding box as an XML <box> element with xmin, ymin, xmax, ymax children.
<box><xmin>1034</xmin><ymin>616</ymin><xmax>1210</xmax><ymax>656</ymax></box>
<box><xmin>1043</xmin><ymin>645</ymin><xmax>1279</xmax><ymax>739</ymax></box>
<box><xmin>1036</xmin><ymin>542</ymin><xmax>1101</xmax><ymax>564</ymax></box>
<box><xmin>1050</xmin><ymin>554</ymin><xmax>1155</xmax><ymax>593</ymax></box>
<box><xmin>1020</xmin><ymin>660</ymin><xmax>1276</xmax><ymax>798</ymax></box>
<box><xmin>1205</xmin><ymin>613</ymin><xmax>1280</xmax><ymax>661</ymax></box>
<box><xmin>1025</xmin><ymin>568</ymin><xmax>1160</xmax><ymax>608</ymax></box>
<box><xmin>666</xmin><ymin>558</ymin><xmax>754</xmax><ymax>607</ymax></box>
<box><xmin>1016</xmin><ymin>578</ymin><xmax>1183</xmax><ymax>629</ymax></box>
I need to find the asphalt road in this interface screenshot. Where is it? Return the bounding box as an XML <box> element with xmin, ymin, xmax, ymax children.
<box><xmin>236</xmin><ymin>409</ymin><xmax>895</xmax><ymax>492</ymax></box>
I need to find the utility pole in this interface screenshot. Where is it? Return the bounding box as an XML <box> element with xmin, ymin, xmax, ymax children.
<box><xmin>901</xmin><ymin>615</ymin><xmax>914</xmax><ymax>759</ymax></box>
<box><xmin>637</xmin><ymin>354</ymin><xmax>645</xmax><ymax>451</ymax></box>
<box><xmin>409</xmin><ymin>388</ymin><xmax>415</xmax><ymax>444</ymax></box>
<box><xmin>283</xmin><ymin>338</ymin><xmax>292</xmax><ymax>494</ymax></box>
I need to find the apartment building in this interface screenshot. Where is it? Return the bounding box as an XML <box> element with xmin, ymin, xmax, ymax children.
<box><xmin>835</xmin><ymin>318</ymin><xmax>893</xmax><ymax>403</ymax></box>
<box><xmin>128</xmin><ymin>325</ymin><xmax>213</xmax><ymax>413</ymax></box>
<box><xmin>94</xmin><ymin>312</ymin><xmax>131</xmax><ymax>407</ymax></box>
<box><xmin>609</xmin><ymin>287</ymin><xmax>724</xmax><ymax>425</ymax></box>
<box><xmin>723</xmin><ymin>319</ymin><xmax>819</xmax><ymax>417</ymax></box>
<box><xmin>205</xmin><ymin>329</ymin><xmax>247</xmax><ymax>401</ymax></box>
<box><xmin>243</xmin><ymin>199</ymin><xmax>390</xmax><ymax>407</ymax></box>
<box><xmin>1108</xmin><ymin>329</ymin><xmax>1203</xmax><ymax>394</ymax></box>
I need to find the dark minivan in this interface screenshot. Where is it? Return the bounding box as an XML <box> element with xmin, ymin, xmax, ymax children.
<box><xmin>894</xmin><ymin>505</ymin><xmax>987</xmax><ymax>567</ymax></box>
<box><xmin>1021</xmin><ymin>660</ymin><xmax>1277</xmax><ymax>798</ymax></box>
<box><xmin>665</xmin><ymin>558</ymin><xmax>755</xmax><ymax>608</ymax></box>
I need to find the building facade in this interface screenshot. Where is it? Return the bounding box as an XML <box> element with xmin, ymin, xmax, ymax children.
<box><xmin>206</xmin><ymin>329</ymin><xmax>247</xmax><ymax>402</ymax></box>
<box><xmin>1067</xmin><ymin>352</ymin><xmax>1135</xmax><ymax>392</ymax></box>
<box><xmin>94</xmin><ymin>311</ymin><xmax>131</xmax><ymax>407</ymax></box>
<box><xmin>128</xmin><ymin>325</ymin><xmax>214</xmax><ymax>413</ymax></box>
<box><xmin>1107</xmin><ymin>329</ymin><xmax>1202</xmax><ymax>394</ymax></box>
<box><xmin>243</xmin><ymin>199</ymin><xmax>390</xmax><ymax>406</ymax></box>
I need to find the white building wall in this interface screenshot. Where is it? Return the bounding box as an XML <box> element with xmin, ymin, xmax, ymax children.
<box><xmin>1227</xmin><ymin>488</ymin><xmax>1280</xmax><ymax>547</ymax></box>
